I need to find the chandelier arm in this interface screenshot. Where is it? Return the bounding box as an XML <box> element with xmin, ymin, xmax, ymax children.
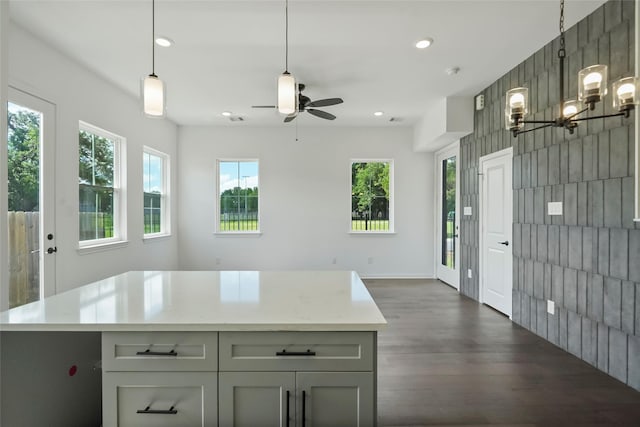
<box><xmin>515</xmin><ymin>123</ymin><xmax>554</xmax><ymax>136</ymax></box>
<box><xmin>570</xmin><ymin>112</ymin><xmax>627</xmax><ymax>121</ymax></box>
<box><xmin>520</xmin><ymin>120</ymin><xmax>557</xmax><ymax>124</ymax></box>
<box><xmin>564</xmin><ymin>107</ymin><xmax>590</xmax><ymax>121</ymax></box>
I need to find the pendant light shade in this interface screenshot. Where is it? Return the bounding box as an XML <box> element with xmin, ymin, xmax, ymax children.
<box><xmin>142</xmin><ymin>0</ymin><xmax>165</xmax><ymax>118</ymax></box>
<box><xmin>142</xmin><ymin>74</ymin><xmax>166</xmax><ymax>117</ymax></box>
<box><xmin>278</xmin><ymin>72</ymin><xmax>297</xmax><ymax>115</ymax></box>
<box><xmin>277</xmin><ymin>0</ymin><xmax>296</xmax><ymax>115</ymax></box>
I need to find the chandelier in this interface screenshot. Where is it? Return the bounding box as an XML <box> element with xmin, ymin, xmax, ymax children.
<box><xmin>505</xmin><ymin>0</ymin><xmax>638</xmax><ymax>137</ymax></box>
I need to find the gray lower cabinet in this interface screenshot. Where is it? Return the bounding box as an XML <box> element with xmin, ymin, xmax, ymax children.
<box><xmin>219</xmin><ymin>371</ymin><xmax>373</xmax><ymax>427</ymax></box>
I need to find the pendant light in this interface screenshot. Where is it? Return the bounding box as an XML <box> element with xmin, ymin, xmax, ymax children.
<box><xmin>142</xmin><ymin>0</ymin><xmax>166</xmax><ymax>117</ymax></box>
<box><xmin>277</xmin><ymin>0</ymin><xmax>297</xmax><ymax>115</ymax></box>
<box><xmin>505</xmin><ymin>0</ymin><xmax>638</xmax><ymax>137</ymax></box>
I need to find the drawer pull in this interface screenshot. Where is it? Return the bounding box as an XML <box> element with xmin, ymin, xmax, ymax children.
<box><xmin>137</xmin><ymin>405</ymin><xmax>178</xmax><ymax>415</ymax></box>
<box><xmin>302</xmin><ymin>390</ymin><xmax>306</xmax><ymax>427</ymax></box>
<box><xmin>286</xmin><ymin>390</ymin><xmax>290</xmax><ymax>427</ymax></box>
<box><xmin>276</xmin><ymin>349</ymin><xmax>316</xmax><ymax>356</ymax></box>
<box><xmin>135</xmin><ymin>349</ymin><xmax>178</xmax><ymax>357</ymax></box>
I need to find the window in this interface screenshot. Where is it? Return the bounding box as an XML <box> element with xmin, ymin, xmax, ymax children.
<box><xmin>351</xmin><ymin>160</ymin><xmax>393</xmax><ymax>232</ymax></box>
<box><xmin>217</xmin><ymin>160</ymin><xmax>259</xmax><ymax>233</ymax></box>
<box><xmin>78</xmin><ymin>122</ymin><xmax>125</xmax><ymax>246</ymax></box>
<box><xmin>143</xmin><ymin>148</ymin><xmax>169</xmax><ymax>237</ymax></box>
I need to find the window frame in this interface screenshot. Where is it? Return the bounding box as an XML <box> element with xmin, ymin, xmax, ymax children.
<box><xmin>215</xmin><ymin>159</ymin><xmax>261</xmax><ymax>235</ymax></box>
<box><xmin>349</xmin><ymin>158</ymin><xmax>394</xmax><ymax>234</ymax></box>
<box><xmin>77</xmin><ymin>121</ymin><xmax>127</xmax><ymax>250</ymax></box>
<box><xmin>142</xmin><ymin>146</ymin><xmax>170</xmax><ymax>239</ymax></box>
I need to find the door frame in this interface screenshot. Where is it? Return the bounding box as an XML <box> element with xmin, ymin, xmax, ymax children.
<box><xmin>478</xmin><ymin>147</ymin><xmax>513</xmax><ymax>318</ymax></box>
<box><xmin>434</xmin><ymin>141</ymin><xmax>460</xmax><ymax>290</ymax></box>
<box><xmin>6</xmin><ymin>86</ymin><xmax>57</xmax><ymax>308</ymax></box>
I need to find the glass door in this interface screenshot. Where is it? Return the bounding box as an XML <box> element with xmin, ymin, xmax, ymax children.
<box><xmin>6</xmin><ymin>88</ymin><xmax>56</xmax><ymax>309</ymax></box>
<box><xmin>435</xmin><ymin>143</ymin><xmax>459</xmax><ymax>289</ymax></box>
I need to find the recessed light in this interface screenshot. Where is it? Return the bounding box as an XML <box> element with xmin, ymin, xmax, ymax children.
<box><xmin>374</xmin><ymin>111</ymin><xmax>384</xmax><ymax>116</ymax></box>
<box><xmin>155</xmin><ymin>37</ymin><xmax>174</xmax><ymax>47</ymax></box>
<box><xmin>222</xmin><ymin>111</ymin><xmax>232</xmax><ymax>117</ymax></box>
<box><xmin>415</xmin><ymin>38</ymin><xmax>433</xmax><ymax>49</ymax></box>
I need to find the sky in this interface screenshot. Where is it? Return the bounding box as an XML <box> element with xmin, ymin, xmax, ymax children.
<box><xmin>219</xmin><ymin>161</ymin><xmax>259</xmax><ymax>192</ymax></box>
<box><xmin>143</xmin><ymin>152</ymin><xmax>163</xmax><ymax>193</ymax></box>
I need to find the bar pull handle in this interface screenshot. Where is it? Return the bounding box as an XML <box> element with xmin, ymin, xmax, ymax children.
<box><xmin>302</xmin><ymin>390</ymin><xmax>306</xmax><ymax>427</ymax></box>
<box><xmin>286</xmin><ymin>390</ymin><xmax>290</xmax><ymax>427</ymax></box>
<box><xmin>136</xmin><ymin>405</ymin><xmax>177</xmax><ymax>415</ymax></box>
<box><xmin>276</xmin><ymin>349</ymin><xmax>316</xmax><ymax>356</ymax></box>
<box><xmin>498</xmin><ymin>240</ymin><xmax>509</xmax><ymax>246</ymax></box>
<box><xmin>135</xmin><ymin>349</ymin><xmax>178</xmax><ymax>357</ymax></box>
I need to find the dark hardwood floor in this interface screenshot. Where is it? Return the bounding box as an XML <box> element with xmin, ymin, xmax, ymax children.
<box><xmin>365</xmin><ymin>279</ymin><xmax>640</xmax><ymax>427</ymax></box>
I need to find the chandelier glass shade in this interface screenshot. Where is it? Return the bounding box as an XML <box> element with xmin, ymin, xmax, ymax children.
<box><xmin>277</xmin><ymin>0</ymin><xmax>297</xmax><ymax>115</ymax></box>
<box><xmin>142</xmin><ymin>0</ymin><xmax>166</xmax><ymax>118</ymax></box>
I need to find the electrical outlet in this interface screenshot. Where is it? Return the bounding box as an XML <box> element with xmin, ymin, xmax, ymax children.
<box><xmin>464</xmin><ymin>206</ymin><xmax>473</xmax><ymax>216</ymax></box>
<box><xmin>332</xmin><ymin>257</ymin><xmax>337</xmax><ymax>265</ymax></box>
<box><xmin>467</xmin><ymin>269</ymin><xmax>472</xmax><ymax>278</ymax></box>
<box><xmin>368</xmin><ymin>257</ymin><xmax>373</xmax><ymax>265</ymax></box>
<box><xmin>215</xmin><ymin>258</ymin><xmax>221</xmax><ymax>265</ymax></box>
<box><xmin>548</xmin><ymin>202</ymin><xmax>563</xmax><ymax>216</ymax></box>
<box><xmin>547</xmin><ymin>299</ymin><xmax>555</xmax><ymax>314</ymax></box>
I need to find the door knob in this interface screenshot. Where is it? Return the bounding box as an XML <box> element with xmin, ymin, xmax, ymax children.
<box><xmin>498</xmin><ymin>241</ymin><xmax>509</xmax><ymax>246</ymax></box>
<box><xmin>47</xmin><ymin>247</ymin><xmax>58</xmax><ymax>254</ymax></box>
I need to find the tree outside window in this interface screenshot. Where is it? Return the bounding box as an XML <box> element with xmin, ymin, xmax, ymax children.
<box><xmin>217</xmin><ymin>160</ymin><xmax>259</xmax><ymax>232</ymax></box>
<box><xmin>351</xmin><ymin>161</ymin><xmax>393</xmax><ymax>232</ymax></box>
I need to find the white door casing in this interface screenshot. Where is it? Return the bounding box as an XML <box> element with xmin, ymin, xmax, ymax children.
<box><xmin>6</xmin><ymin>87</ymin><xmax>56</xmax><ymax>308</ymax></box>
<box><xmin>479</xmin><ymin>148</ymin><xmax>513</xmax><ymax>317</ymax></box>
<box><xmin>435</xmin><ymin>141</ymin><xmax>460</xmax><ymax>289</ymax></box>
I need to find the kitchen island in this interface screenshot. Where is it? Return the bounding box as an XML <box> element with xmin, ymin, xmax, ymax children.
<box><xmin>0</xmin><ymin>270</ymin><xmax>386</xmax><ymax>426</ymax></box>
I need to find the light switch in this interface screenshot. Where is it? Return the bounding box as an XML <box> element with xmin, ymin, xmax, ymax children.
<box><xmin>547</xmin><ymin>300</ymin><xmax>555</xmax><ymax>315</ymax></box>
<box><xmin>463</xmin><ymin>206</ymin><xmax>472</xmax><ymax>216</ymax></box>
<box><xmin>548</xmin><ymin>202</ymin><xmax>563</xmax><ymax>216</ymax></box>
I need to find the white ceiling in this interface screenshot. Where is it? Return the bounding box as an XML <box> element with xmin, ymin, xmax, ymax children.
<box><xmin>9</xmin><ymin>0</ymin><xmax>607</xmax><ymax>127</ymax></box>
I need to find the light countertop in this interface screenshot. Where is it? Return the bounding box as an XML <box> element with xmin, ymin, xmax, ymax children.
<box><xmin>0</xmin><ymin>271</ymin><xmax>387</xmax><ymax>332</ymax></box>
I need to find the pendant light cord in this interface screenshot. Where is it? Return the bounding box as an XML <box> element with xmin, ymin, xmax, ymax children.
<box><xmin>285</xmin><ymin>0</ymin><xmax>289</xmax><ymax>72</ymax></box>
<box><xmin>558</xmin><ymin>0</ymin><xmax>565</xmax><ymax>108</ymax></box>
<box><xmin>559</xmin><ymin>0</ymin><xmax>565</xmax><ymax>54</ymax></box>
<box><xmin>151</xmin><ymin>0</ymin><xmax>156</xmax><ymax>76</ymax></box>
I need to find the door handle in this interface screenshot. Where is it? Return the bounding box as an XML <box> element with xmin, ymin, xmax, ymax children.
<box><xmin>276</xmin><ymin>349</ymin><xmax>316</xmax><ymax>356</ymax></box>
<box><xmin>498</xmin><ymin>241</ymin><xmax>509</xmax><ymax>246</ymax></box>
<box><xmin>46</xmin><ymin>247</ymin><xmax>57</xmax><ymax>254</ymax></box>
<box><xmin>135</xmin><ymin>349</ymin><xmax>178</xmax><ymax>357</ymax></box>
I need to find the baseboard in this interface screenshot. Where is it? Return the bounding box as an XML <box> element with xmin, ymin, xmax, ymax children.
<box><xmin>359</xmin><ymin>274</ymin><xmax>436</xmax><ymax>280</ymax></box>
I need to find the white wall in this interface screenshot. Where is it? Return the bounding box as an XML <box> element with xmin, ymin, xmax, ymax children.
<box><xmin>178</xmin><ymin>125</ymin><xmax>434</xmax><ymax>278</ymax></box>
<box><xmin>7</xmin><ymin>23</ymin><xmax>179</xmax><ymax>292</ymax></box>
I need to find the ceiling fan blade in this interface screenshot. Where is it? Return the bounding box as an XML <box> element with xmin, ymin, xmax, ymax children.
<box><xmin>307</xmin><ymin>109</ymin><xmax>336</xmax><ymax>120</ymax></box>
<box><xmin>252</xmin><ymin>105</ymin><xmax>277</xmax><ymax>108</ymax></box>
<box><xmin>284</xmin><ymin>114</ymin><xmax>298</xmax><ymax>123</ymax></box>
<box><xmin>306</xmin><ymin>98</ymin><xmax>343</xmax><ymax>108</ymax></box>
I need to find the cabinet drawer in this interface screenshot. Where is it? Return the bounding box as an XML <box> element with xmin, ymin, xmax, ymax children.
<box><xmin>103</xmin><ymin>372</ymin><xmax>217</xmax><ymax>427</ymax></box>
<box><xmin>219</xmin><ymin>331</ymin><xmax>374</xmax><ymax>372</ymax></box>
<box><xmin>102</xmin><ymin>332</ymin><xmax>217</xmax><ymax>372</ymax></box>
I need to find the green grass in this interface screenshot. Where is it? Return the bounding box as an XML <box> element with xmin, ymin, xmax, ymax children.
<box><xmin>351</xmin><ymin>220</ymin><xmax>389</xmax><ymax>231</ymax></box>
<box><xmin>219</xmin><ymin>219</ymin><xmax>259</xmax><ymax>231</ymax></box>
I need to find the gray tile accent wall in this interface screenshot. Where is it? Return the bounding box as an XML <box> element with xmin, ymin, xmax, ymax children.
<box><xmin>459</xmin><ymin>0</ymin><xmax>639</xmax><ymax>391</ymax></box>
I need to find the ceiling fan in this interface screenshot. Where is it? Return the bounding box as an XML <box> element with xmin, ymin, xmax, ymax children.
<box><xmin>252</xmin><ymin>84</ymin><xmax>343</xmax><ymax>122</ymax></box>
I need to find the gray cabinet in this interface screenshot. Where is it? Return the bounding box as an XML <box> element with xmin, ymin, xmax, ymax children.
<box><xmin>220</xmin><ymin>371</ymin><xmax>373</xmax><ymax>427</ymax></box>
<box><xmin>102</xmin><ymin>332</ymin><xmax>219</xmax><ymax>427</ymax></box>
<box><xmin>218</xmin><ymin>331</ymin><xmax>376</xmax><ymax>427</ymax></box>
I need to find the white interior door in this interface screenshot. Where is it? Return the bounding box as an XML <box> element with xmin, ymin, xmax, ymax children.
<box><xmin>435</xmin><ymin>142</ymin><xmax>460</xmax><ymax>289</ymax></box>
<box><xmin>480</xmin><ymin>148</ymin><xmax>512</xmax><ymax>316</ymax></box>
<box><xmin>6</xmin><ymin>87</ymin><xmax>56</xmax><ymax>309</ymax></box>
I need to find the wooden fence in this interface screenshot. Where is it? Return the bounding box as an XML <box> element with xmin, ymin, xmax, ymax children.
<box><xmin>8</xmin><ymin>211</ymin><xmax>40</xmax><ymax>308</ymax></box>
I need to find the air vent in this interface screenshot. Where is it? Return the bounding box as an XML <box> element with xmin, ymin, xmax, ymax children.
<box><xmin>229</xmin><ymin>116</ymin><xmax>244</xmax><ymax>122</ymax></box>
<box><xmin>389</xmin><ymin>117</ymin><xmax>403</xmax><ymax>122</ymax></box>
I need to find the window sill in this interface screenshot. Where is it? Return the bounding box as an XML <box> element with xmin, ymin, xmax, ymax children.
<box><xmin>77</xmin><ymin>240</ymin><xmax>129</xmax><ymax>255</ymax></box>
<box><xmin>349</xmin><ymin>231</ymin><xmax>396</xmax><ymax>235</ymax></box>
<box><xmin>143</xmin><ymin>233</ymin><xmax>172</xmax><ymax>243</ymax></box>
<box><xmin>214</xmin><ymin>232</ymin><xmax>262</xmax><ymax>237</ymax></box>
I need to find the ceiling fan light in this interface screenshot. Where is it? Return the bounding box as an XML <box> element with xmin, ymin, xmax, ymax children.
<box><xmin>142</xmin><ymin>74</ymin><xmax>166</xmax><ymax>117</ymax></box>
<box><xmin>504</xmin><ymin>87</ymin><xmax>528</xmax><ymax>130</ymax></box>
<box><xmin>578</xmin><ymin>64</ymin><xmax>608</xmax><ymax>106</ymax></box>
<box><xmin>612</xmin><ymin>76</ymin><xmax>639</xmax><ymax>112</ymax></box>
<box><xmin>278</xmin><ymin>72</ymin><xmax>297</xmax><ymax>115</ymax></box>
